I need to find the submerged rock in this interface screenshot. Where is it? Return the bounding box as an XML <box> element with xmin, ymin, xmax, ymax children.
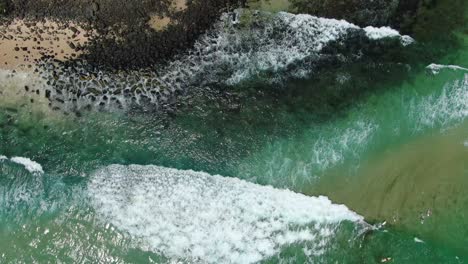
<box><xmin>248</xmin><ymin>0</ymin><xmax>467</xmax><ymax>38</ymax></box>
<box><xmin>0</xmin><ymin>0</ymin><xmax>8</xmax><ymax>15</ymax></box>
<box><xmin>289</xmin><ymin>0</ymin><xmax>400</xmax><ymax>27</ymax></box>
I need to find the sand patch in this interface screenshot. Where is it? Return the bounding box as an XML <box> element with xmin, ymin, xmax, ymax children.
<box><xmin>148</xmin><ymin>0</ymin><xmax>188</xmax><ymax>31</ymax></box>
<box><xmin>148</xmin><ymin>15</ymin><xmax>172</xmax><ymax>31</ymax></box>
<box><xmin>172</xmin><ymin>0</ymin><xmax>187</xmax><ymax>12</ymax></box>
<box><xmin>0</xmin><ymin>19</ymin><xmax>92</xmax><ymax>70</ymax></box>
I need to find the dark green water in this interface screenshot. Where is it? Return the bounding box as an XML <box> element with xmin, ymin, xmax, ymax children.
<box><xmin>0</xmin><ymin>6</ymin><xmax>467</xmax><ymax>264</ymax></box>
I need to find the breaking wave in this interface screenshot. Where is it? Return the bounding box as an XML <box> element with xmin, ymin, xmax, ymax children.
<box><xmin>89</xmin><ymin>164</ymin><xmax>365</xmax><ymax>263</ymax></box>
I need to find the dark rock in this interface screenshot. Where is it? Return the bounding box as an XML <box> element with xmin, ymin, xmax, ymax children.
<box><xmin>289</xmin><ymin>0</ymin><xmax>399</xmax><ymax>27</ymax></box>
<box><xmin>68</xmin><ymin>42</ymin><xmax>76</xmax><ymax>50</ymax></box>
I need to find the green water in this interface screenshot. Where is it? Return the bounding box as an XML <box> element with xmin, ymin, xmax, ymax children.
<box><xmin>1</xmin><ymin>6</ymin><xmax>468</xmax><ymax>264</ymax></box>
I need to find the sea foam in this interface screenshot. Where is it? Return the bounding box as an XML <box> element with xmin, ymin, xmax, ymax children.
<box><xmin>364</xmin><ymin>26</ymin><xmax>414</xmax><ymax>45</ymax></box>
<box><xmin>89</xmin><ymin>164</ymin><xmax>364</xmax><ymax>263</ymax></box>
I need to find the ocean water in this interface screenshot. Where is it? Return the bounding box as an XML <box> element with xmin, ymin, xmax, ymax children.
<box><xmin>0</xmin><ymin>7</ymin><xmax>467</xmax><ymax>264</ymax></box>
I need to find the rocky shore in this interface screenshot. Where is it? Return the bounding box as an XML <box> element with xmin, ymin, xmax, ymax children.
<box><xmin>1</xmin><ymin>0</ymin><xmax>465</xmax><ymax>70</ymax></box>
<box><xmin>1</xmin><ymin>0</ymin><xmax>247</xmax><ymax>69</ymax></box>
<box><xmin>0</xmin><ymin>0</ymin><xmax>465</xmax><ymax>118</ymax></box>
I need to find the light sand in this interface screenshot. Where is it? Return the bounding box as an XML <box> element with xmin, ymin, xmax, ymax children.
<box><xmin>0</xmin><ymin>19</ymin><xmax>92</xmax><ymax>70</ymax></box>
<box><xmin>148</xmin><ymin>0</ymin><xmax>188</xmax><ymax>31</ymax></box>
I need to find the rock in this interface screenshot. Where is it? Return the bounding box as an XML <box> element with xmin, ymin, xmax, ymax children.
<box><xmin>68</xmin><ymin>42</ymin><xmax>76</xmax><ymax>50</ymax></box>
<box><xmin>91</xmin><ymin>2</ymin><xmax>99</xmax><ymax>12</ymax></box>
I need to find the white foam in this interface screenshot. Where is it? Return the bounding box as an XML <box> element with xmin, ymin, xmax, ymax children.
<box><xmin>9</xmin><ymin>157</ymin><xmax>44</xmax><ymax>174</ymax></box>
<box><xmin>364</xmin><ymin>26</ymin><xmax>414</xmax><ymax>46</ymax></box>
<box><xmin>167</xmin><ymin>11</ymin><xmax>364</xmax><ymax>87</ymax></box>
<box><xmin>89</xmin><ymin>164</ymin><xmax>364</xmax><ymax>263</ymax></box>
<box><xmin>364</xmin><ymin>26</ymin><xmax>400</xmax><ymax>39</ymax></box>
<box><xmin>426</xmin><ymin>63</ymin><xmax>468</xmax><ymax>75</ymax></box>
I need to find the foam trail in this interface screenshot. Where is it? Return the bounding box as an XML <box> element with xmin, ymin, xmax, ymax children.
<box><xmin>89</xmin><ymin>164</ymin><xmax>364</xmax><ymax>264</ymax></box>
<box><xmin>411</xmin><ymin>74</ymin><xmax>468</xmax><ymax>130</ymax></box>
<box><xmin>426</xmin><ymin>63</ymin><xmax>468</xmax><ymax>75</ymax></box>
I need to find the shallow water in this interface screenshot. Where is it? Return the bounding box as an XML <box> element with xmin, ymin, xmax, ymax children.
<box><xmin>0</xmin><ymin>7</ymin><xmax>468</xmax><ymax>264</ymax></box>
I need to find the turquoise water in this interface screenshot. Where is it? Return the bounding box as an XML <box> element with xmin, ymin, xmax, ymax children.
<box><xmin>1</xmin><ymin>7</ymin><xmax>468</xmax><ymax>264</ymax></box>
